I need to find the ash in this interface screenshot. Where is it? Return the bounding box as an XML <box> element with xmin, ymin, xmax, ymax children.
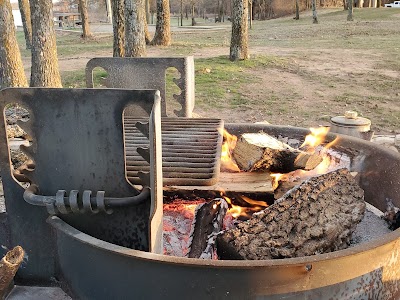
<box><xmin>350</xmin><ymin>203</ymin><xmax>392</xmax><ymax>246</ymax></box>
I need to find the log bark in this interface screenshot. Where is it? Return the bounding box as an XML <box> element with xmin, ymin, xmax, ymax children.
<box><xmin>188</xmin><ymin>199</ymin><xmax>228</xmax><ymax>259</ymax></box>
<box><xmin>217</xmin><ymin>168</ymin><xmax>365</xmax><ymax>260</ymax></box>
<box><xmin>152</xmin><ymin>0</ymin><xmax>171</xmax><ymax>46</ymax></box>
<box><xmin>0</xmin><ymin>246</ymin><xmax>25</xmax><ymax>298</ymax></box>
<box><xmin>112</xmin><ymin>0</ymin><xmax>125</xmax><ymax>57</ymax></box>
<box><xmin>232</xmin><ymin>133</ymin><xmax>323</xmax><ymax>173</ymax></box>
<box><xmin>30</xmin><ymin>0</ymin><xmax>62</xmax><ymax>87</ymax></box>
<box><xmin>0</xmin><ymin>0</ymin><xmax>28</xmax><ymax>89</ymax></box>
<box><xmin>125</xmin><ymin>0</ymin><xmax>146</xmax><ymax>57</ymax></box>
<box><xmin>230</xmin><ymin>0</ymin><xmax>249</xmax><ymax>61</ymax></box>
<box><xmin>18</xmin><ymin>0</ymin><xmax>32</xmax><ymax>49</ymax></box>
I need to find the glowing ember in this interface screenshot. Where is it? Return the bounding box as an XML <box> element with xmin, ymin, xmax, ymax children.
<box><xmin>221</xmin><ymin>129</ymin><xmax>240</xmax><ymax>172</ymax></box>
<box><xmin>163</xmin><ymin>200</ymin><xmax>206</xmax><ymax>257</ymax></box>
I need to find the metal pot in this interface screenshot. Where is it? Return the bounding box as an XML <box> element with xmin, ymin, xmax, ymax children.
<box><xmin>330</xmin><ymin>111</ymin><xmax>373</xmax><ymax>141</ymax></box>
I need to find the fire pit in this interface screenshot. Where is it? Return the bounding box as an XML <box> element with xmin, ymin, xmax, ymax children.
<box><xmin>1</xmin><ymin>89</ymin><xmax>400</xmax><ymax>299</ymax></box>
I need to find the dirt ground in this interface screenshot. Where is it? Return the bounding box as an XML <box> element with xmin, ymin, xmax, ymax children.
<box><xmin>18</xmin><ymin>8</ymin><xmax>400</xmax><ymax>134</ymax></box>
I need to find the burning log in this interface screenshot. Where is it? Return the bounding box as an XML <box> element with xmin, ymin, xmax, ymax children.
<box><xmin>0</xmin><ymin>246</ymin><xmax>24</xmax><ymax>298</ymax></box>
<box><xmin>232</xmin><ymin>132</ymin><xmax>323</xmax><ymax>173</ymax></box>
<box><xmin>216</xmin><ymin>168</ymin><xmax>365</xmax><ymax>260</ymax></box>
<box><xmin>188</xmin><ymin>199</ymin><xmax>228</xmax><ymax>259</ymax></box>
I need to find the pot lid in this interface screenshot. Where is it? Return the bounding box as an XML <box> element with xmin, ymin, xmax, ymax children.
<box><xmin>331</xmin><ymin>111</ymin><xmax>371</xmax><ymax>127</ymax></box>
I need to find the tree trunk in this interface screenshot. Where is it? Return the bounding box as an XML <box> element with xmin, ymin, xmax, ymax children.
<box><xmin>105</xmin><ymin>0</ymin><xmax>112</xmax><ymax>23</ymax></box>
<box><xmin>152</xmin><ymin>0</ymin><xmax>171</xmax><ymax>46</ymax></box>
<box><xmin>144</xmin><ymin>0</ymin><xmax>151</xmax><ymax>44</ymax></box>
<box><xmin>18</xmin><ymin>0</ymin><xmax>32</xmax><ymax>49</ymax></box>
<box><xmin>377</xmin><ymin>0</ymin><xmax>381</xmax><ymax>7</ymax></box>
<box><xmin>180</xmin><ymin>0</ymin><xmax>183</xmax><ymax>26</ymax></box>
<box><xmin>191</xmin><ymin>2</ymin><xmax>196</xmax><ymax>26</ymax></box>
<box><xmin>312</xmin><ymin>0</ymin><xmax>318</xmax><ymax>23</ymax></box>
<box><xmin>125</xmin><ymin>0</ymin><xmax>146</xmax><ymax>57</ymax></box>
<box><xmin>230</xmin><ymin>0</ymin><xmax>249</xmax><ymax>61</ymax></box>
<box><xmin>30</xmin><ymin>0</ymin><xmax>62</xmax><ymax>87</ymax></box>
<box><xmin>347</xmin><ymin>0</ymin><xmax>354</xmax><ymax>21</ymax></box>
<box><xmin>78</xmin><ymin>0</ymin><xmax>91</xmax><ymax>39</ymax></box>
<box><xmin>112</xmin><ymin>0</ymin><xmax>125</xmax><ymax>57</ymax></box>
<box><xmin>295</xmin><ymin>0</ymin><xmax>300</xmax><ymax>19</ymax></box>
<box><xmin>0</xmin><ymin>0</ymin><xmax>28</xmax><ymax>88</ymax></box>
<box><xmin>249</xmin><ymin>0</ymin><xmax>252</xmax><ymax>29</ymax></box>
<box><xmin>343</xmin><ymin>0</ymin><xmax>347</xmax><ymax>9</ymax></box>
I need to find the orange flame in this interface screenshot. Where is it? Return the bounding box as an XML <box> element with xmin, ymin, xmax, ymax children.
<box><xmin>270</xmin><ymin>173</ymin><xmax>287</xmax><ymax>190</ymax></box>
<box><xmin>270</xmin><ymin>127</ymin><xmax>342</xmax><ymax>190</ymax></box>
<box><xmin>223</xmin><ymin>195</ymin><xmax>267</xmax><ymax>219</ymax></box>
<box><xmin>221</xmin><ymin>130</ymin><xmax>240</xmax><ymax>172</ymax></box>
<box><xmin>300</xmin><ymin>127</ymin><xmax>330</xmax><ymax>151</ymax></box>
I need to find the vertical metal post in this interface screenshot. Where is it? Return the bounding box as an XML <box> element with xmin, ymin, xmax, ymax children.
<box><xmin>148</xmin><ymin>91</ymin><xmax>163</xmax><ymax>254</ymax></box>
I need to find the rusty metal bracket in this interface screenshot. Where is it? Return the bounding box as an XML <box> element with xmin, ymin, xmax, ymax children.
<box><xmin>85</xmin><ymin>57</ymin><xmax>195</xmax><ymax>117</ymax></box>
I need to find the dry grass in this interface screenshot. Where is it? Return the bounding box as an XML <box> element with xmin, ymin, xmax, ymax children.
<box><xmin>19</xmin><ymin>8</ymin><xmax>400</xmax><ymax>133</ymax></box>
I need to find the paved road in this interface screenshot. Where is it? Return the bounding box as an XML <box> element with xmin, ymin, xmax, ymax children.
<box><xmin>65</xmin><ymin>22</ymin><xmax>229</xmax><ymax>34</ymax></box>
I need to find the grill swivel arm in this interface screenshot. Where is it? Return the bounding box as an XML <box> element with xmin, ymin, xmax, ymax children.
<box><xmin>23</xmin><ymin>184</ymin><xmax>150</xmax><ymax>215</ymax></box>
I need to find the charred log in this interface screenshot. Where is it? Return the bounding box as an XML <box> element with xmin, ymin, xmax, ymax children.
<box><xmin>188</xmin><ymin>199</ymin><xmax>228</xmax><ymax>259</ymax></box>
<box><xmin>217</xmin><ymin>168</ymin><xmax>365</xmax><ymax>260</ymax></box>
<box><xmin>0</xmin><ymin>246</ymin><xmax>24</xmax><ymax>298</ymax></box>
<box><xmin>232</xmin><ymin>132</ymin><xmax>323</xmax><ymax>173</ymax></box>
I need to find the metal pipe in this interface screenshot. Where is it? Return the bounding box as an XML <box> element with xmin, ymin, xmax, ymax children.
<box><xmin>23</xmin><ymin>184</ymin><xmax>150</xmax><ymax>211</ymax></box>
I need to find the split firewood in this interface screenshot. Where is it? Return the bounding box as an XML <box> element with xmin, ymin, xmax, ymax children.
<box><xmin>232</xmin><ymin>132</ymin><xmax>323</xmax><ymax>173</ymax></box>
<box><xmin>0</xmin><ymin>246</ymin><xmax>25</xmax><ymax>298</ymax></box>
<box><xmin>216</xmin><ymin>168</ymin><xmax>365</xmax><ymax>260</ymax></box>
<box><xmin>188</xmin><ymin>199</ymin><xmax>228</xmax><ymax>259</ymax></box>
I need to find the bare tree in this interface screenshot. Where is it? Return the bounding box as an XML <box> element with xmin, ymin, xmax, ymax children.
<box><xmin>78</xmin><ymin>0</ymin><xmax>92</xmax><ymax>39</ymax></box>
<box><xmin>18</xmin><ymin>0</ymin><xmax>32</xmax><ymax>49</ymax></box>
<box><xmin>312</xmin><ymin>0</ymin><xmax>318</xmax><ymax>23</ymax></box>
<box><xmin>152</xmin><ymin>0</ymin><xmax>171</xmax><ymax>45</ymax></box>
<box><xmin>112</xmin><ymin>0</ymin><xmax>125</xmax><ymax>57</ymax></box>
<box><xmin>249</xmin><ymin>0</ymin><xmax>252</xmax><ymax>28</ymax></box>
<box><xmin>125</xmin><ymin>0</ymin><xmax>146</xmax><ymax>57</ymax></box>
<box><xmin>347</xmin><ymin>0</ymin><xmax>354</xmax><ymax>21</ymax></box>
<box><xmin>105</xmin><ymin>0</ymin><xmax>112</xmax><ymax>23</ymax></box>
<box><xmin>230</xmin><ymin>0</ymin><xmax>249</xmax><ymax>61</ymax></box>
<box><xmin>30</xmin><ymin>0</ymin><xmax>62</xmax><ymax>87</ymax></box>
<box><xmin>295</xmin><ymin>0</ymin><xmax>300</xmax><ymax>19</ymax></box>
<box><xmin>144</xmin><ymin>0</ymin><xmax>151</xmax><ymax>44</ymax></box>
<box><xmin>0</xmin><ymin>0</ymin><xmax>28</xmax><ymax>88</ymax></box>
<box><xmin>191</xmin><ymin>0</ymin><xmax>196</xmax><ymax>25</ymax></box>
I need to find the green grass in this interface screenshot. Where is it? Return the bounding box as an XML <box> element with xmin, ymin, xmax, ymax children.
<box><xmin>15</xmin><ymin>7</ymin><xmax>400</xmax><ymax>133</ymax></box>
<box><xmin>194</xmin><ymin>55</ymin><xmax>288</xmax><ymax>109</ymax></box>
